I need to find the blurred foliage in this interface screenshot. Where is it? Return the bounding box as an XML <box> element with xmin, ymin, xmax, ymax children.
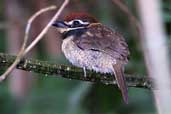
<box><xmin>0</xmin><ymin>0</ymin><xmax>170</xmax><ymax>114</ymax></box>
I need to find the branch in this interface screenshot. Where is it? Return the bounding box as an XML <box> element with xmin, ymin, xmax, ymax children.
<box><xmin>0</xmin><ymin>53</ymin><xmax>152</xmax><ymax>89</ymax></box>
<box><xmin>24</xmin><ymin>0</ymin><xmax>69</xmax><ymax>55</ymax></box>
<box><xmin>137</xmin><ymin>0</ymin><xmax>171</xmax><ymax>113</ymax></box>
<box><xmin>0</xmin><ymin>0</ymin><xmax>69</xmax><ymax>81</ymax></box>
<box><xmin>0</xmin><ymin>6</ymin><xmax>57</xmax><ymax>82</ymax></box>
<box><xmin>111</xmin><ymin>0</ymin><xmax>143</xmax><ymax>38</ymax></box>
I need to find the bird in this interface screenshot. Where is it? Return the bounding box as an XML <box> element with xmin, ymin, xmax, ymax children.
<box><xmin>52</xmin><ymin>12</ymin><xmax>130</xmax><ymax>104</ymax></box>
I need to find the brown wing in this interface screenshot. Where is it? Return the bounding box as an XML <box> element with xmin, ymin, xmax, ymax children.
<box><xmin>73</xmin><ymin>23</ymin><xmax>129</xmax><ymax>63</ymax></box>
<box><xmin>73</xmin><ymin>23</ymin><xmax>129</xmax><ymax>103</ymax></box>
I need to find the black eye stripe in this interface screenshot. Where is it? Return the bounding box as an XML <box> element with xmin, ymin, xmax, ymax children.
<box><xmin>66</xmin><ymin>20</ymin><xmax>89</xmax><ymax>26</ymax></box>
<box><xmin>73</xmin><ymin>20</ymin><xmax>80</xmax><ymax>26</ymax></box>
<box><xmin>64</xmin><ymin>20</ymin><xmax>89</xmax><ymax>28</ymax></box>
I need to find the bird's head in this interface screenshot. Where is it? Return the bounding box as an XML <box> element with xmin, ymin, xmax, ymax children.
<box><xmin>52</xmin><ymin>12</ymin><xmax>98</xmax><ymax>34</ymax></box>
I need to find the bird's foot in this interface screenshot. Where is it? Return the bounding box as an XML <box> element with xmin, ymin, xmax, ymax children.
<box><xmin>83</xmin><ymin>67</ymin><xmax>87</xmax><ymax>78</ymax></box>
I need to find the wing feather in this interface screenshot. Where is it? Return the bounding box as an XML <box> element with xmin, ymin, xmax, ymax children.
<box><xmin>73</xmin><ymin>24</ymin><xmax>129</xmax><ymax>62</ymax></box>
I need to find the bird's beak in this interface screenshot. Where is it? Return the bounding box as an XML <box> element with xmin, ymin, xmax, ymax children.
<box><xmin>52</xmin><ymin>21</ymin><xmax>67</xmax><ymax>28</ymax></box>
<box><xmin>52</xmin><ymin>21</ymin><xmax>70</xmax><ymax>33</ymax></box>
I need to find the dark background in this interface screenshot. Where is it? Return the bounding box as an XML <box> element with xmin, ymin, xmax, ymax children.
<box><xmin>0</xmin><ymin>0</ymin><xmax>170</xmax><ymax>114</ymax></box>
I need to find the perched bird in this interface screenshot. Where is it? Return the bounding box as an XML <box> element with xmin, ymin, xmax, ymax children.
<box><xmin>52</xmin><ymin>12</ymin><xmax>130</xmax><ymax>104</ymax></box>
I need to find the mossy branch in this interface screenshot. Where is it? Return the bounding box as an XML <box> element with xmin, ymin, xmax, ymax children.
<box><xmin>0</xmin><ymin>53</ymin><xmax>152</xmax><ymax>89</ymax></box>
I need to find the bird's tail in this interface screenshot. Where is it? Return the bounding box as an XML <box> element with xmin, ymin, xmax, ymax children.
<box><xmin>112</xmin><ymin>63</ymin><xmax>128</xmax><ymax>104</ymax></box>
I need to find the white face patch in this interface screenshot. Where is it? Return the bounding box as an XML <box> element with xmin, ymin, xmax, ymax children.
<box><xmin>64</xmin><ymin>19</ymin><xmax>89</xmax><ymax>26</ymax></box>
<box><xmin>57</xmin><ymin>26</ymin><xmax>85</xmax><ymax>33</ymax></box>
<box><xmin>57</xmin><ymin>19</ymin><xmax>89</xmax><ymax>33</ymax></box>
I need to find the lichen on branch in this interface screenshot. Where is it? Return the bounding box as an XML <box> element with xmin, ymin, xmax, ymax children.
<box><xmin>0</xmin><ymin>53</ymin><xmax>152</xmax><ymax>89</ymax></box>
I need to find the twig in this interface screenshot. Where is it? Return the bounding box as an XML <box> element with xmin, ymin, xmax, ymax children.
<box><xmin>111</xmin><ymin>0</ymin><xmax>143</xmax><ymax>37</ymax></box>
<box><xmin>0</xmin><ymin>53</ymin><xmax>152</xmax><ymax>89</ymax></box>
<box><xmin>24</xmin><ymin>0</ymin><xmax>69</xmax><ymax>55</ymax></box>
<box><xmin>111</xmin><ymin>0</ymin><xmax>151</xmax><ymax>69</ymax></box>
<box><xmin>0</xmin><ymin>6</ymin><xmax>57</xmax><ymax>82</ymax></box>
<box><xmin>0</xmin><ymin>0</ymin><xmax>69</xmax><ymax>82</ymax></box>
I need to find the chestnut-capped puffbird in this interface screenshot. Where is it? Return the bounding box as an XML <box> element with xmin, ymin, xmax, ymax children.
<box><xmin>52</xmin><ymin>12</ymin><xmax>130</xmax><ymax>104</ymax></box>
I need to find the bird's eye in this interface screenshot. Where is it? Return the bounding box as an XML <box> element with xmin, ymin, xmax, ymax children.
<box><xmin>73</xmin><ymin>20</ymin><xmax>80</xmax><ymax>26</ymax></box>
<box><xmin>65</xmin><ymin>20</ymin><xmax>89</xmax><ymax>28</ymax></box>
